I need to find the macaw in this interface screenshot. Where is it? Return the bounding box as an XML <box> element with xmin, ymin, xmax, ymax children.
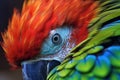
<box><xmin>1</xmin><ymin>0</ymin><xmax>120</xmax><ymax>80</ymax></box>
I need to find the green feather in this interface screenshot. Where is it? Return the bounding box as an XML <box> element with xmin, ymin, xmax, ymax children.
<box><xmin>47</xmin><ymin>0</ymin><xmax>120</xmax><ymax>80</ymax></box>
<box><xmin>58</xmin><ymin>69</ymin><xmax>71</xmax><ymax>77</ymax></box>
<box><xmin>76</xmin><ymin>55</ymin><xmax>96</xmax><ymax>73</ymax></box>
<box><xmin>65</xmin><ymin>60</ymin><xmax>78</xmax><ymax>69</ymax></box>
<box><xmin>93</xmin><ymin>56</ymin><xmax>111</xmax><ymax>78</ymax></box>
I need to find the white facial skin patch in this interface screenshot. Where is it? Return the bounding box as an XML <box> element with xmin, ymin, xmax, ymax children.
<box><xmin>37</xmin><ymin>26</ymin><xmax>75</xmax><ymax>62</ymax></box>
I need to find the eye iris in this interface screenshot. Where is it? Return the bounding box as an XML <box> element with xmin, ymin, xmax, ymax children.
<box><xmin>52</xmin><ymin>33</ymin><xmax>62</xmax><ymax>44</ymax></box>
<box><xmin>53</xmin><ymin>36</ymin><xmax>59</xmax><ymax>42</ymax></box>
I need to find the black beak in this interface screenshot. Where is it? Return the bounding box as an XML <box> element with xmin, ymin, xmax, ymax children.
<box><xmin>21</xmin><ymin>60</ymin><xmax>60</xmax><ymax>80</ymax></box>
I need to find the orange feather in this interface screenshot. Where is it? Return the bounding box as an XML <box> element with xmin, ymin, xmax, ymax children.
<box><xmin>2</xmin><ymin>0</ymin><xmax>98</xmax><ymax>68</ymax></box>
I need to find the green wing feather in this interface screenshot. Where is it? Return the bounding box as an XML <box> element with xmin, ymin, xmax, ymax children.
<box><xmin>47</xmin><ymin>0</ymin><xmax>120</xmax><ymax>80</ymax></box>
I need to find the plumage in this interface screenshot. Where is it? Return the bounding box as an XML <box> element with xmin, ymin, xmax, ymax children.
<box><xmin>1</xmin><ymin>0</ymin><xmax>98</xmax><ymax>68</ymax></box>
<box><xmin>1</xmin><ymin>0</ymin><xmax>120</xmax><ymax>80</ymax></box>
<box><xmin>47</xmin><ymin>0</ymin><xmax>120</xmax><ymax>80</ymax></box>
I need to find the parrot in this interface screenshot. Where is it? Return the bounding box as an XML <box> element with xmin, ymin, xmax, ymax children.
<box><xmin>1</xmin><ymin>0</ymin><xmax>120</xmax><ymax>80</ymax></box>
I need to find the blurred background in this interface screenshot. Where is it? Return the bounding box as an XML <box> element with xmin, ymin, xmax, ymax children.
<box><xmin>0</xmin><ymin>0</ymin><xmax>24</xmax><ymax>80</ymax></box>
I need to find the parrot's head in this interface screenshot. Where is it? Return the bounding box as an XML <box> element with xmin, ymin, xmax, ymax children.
<box><xmin>2</xmin><ymin>0</ymin><xmax>98</xmax><ymax>80</ymax></box>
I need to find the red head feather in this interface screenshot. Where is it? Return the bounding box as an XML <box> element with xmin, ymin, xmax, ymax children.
<box><xmin>2</xmin><ymin>0</ymin><xmax>98</xmax><ymax>68</ymax></box>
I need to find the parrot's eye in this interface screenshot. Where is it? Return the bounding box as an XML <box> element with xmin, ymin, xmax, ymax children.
<box><xmin>52</xmin><ymin>33</ymin><xmax>62</xmax><ymax>45</ymax></box>
<box><xmin>41</xmin><ymin>26</ymin><xmax>72</xmax><ymax>55</ymax></box>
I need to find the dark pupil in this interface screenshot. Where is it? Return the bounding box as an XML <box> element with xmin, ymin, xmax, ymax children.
<box><xmin>52</xmin><ymin>33</ymin><xmax>62</xmax><ymax>44</ymax></box>
<box><xmin>53</xmin><ymin>36</ymin><xmax>58</xmax><ymax>41</ymax></box>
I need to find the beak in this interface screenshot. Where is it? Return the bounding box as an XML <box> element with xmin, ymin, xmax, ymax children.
<box><xmin>21</xmin><ymin>59</ymin><xmax>60</xmax><ymax>80</ymax></box>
